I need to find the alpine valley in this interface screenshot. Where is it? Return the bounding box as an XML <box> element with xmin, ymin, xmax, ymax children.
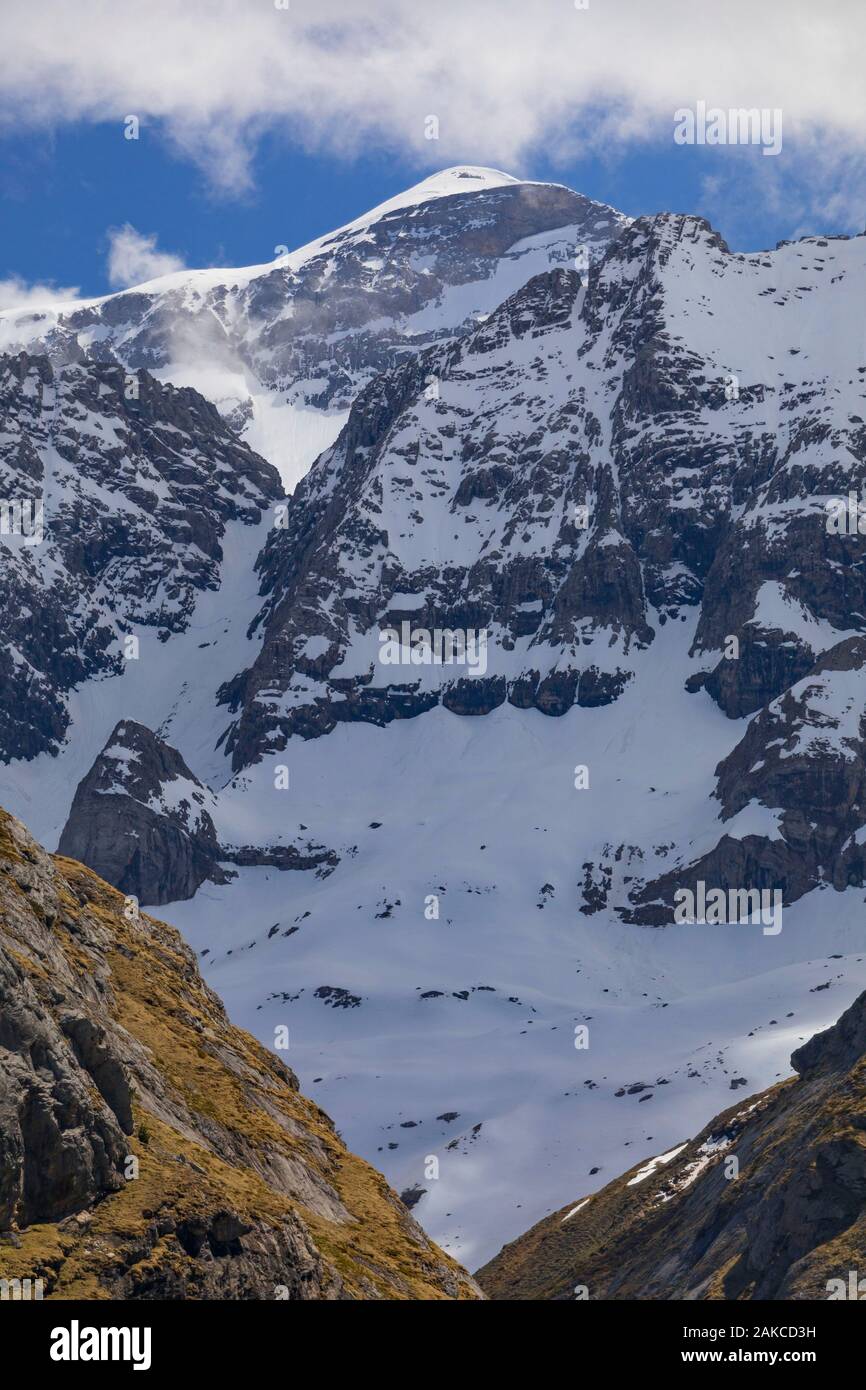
<box><xmin>3</xmin><ymin>165</ymin><xmax>866</xmax><ymax>1281</ymax></box>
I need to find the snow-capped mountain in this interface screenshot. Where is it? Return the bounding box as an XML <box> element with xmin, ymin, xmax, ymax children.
<box><xmin>219</xmin><ymin>215</ymin><xmax>866</xmax><ymax>771</ymax></box>
<box><xmin>3</xmin><ymin>171</ymin><xmax>866</xmax><ymax>1270</ymax></box>
<box><xmin>0</xmin><ymin>167</ymin><xmax>628</xmax><ymax>490</ymax></box>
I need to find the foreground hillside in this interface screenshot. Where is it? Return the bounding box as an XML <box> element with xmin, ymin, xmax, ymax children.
<box><xmin>477</xmin><ymin>990</ymin><xmax>866</xmax><ymax>1300</ymax></box>
<box><xmin>0</xmin><ymin>808</ymin><xmax>480</xmax><ymax>1299</ymax></box>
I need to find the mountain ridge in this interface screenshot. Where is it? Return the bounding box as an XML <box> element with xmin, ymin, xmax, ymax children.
<box><xmin>0</xmin><ymin>168</ymin><xmax>629</xmax><ymax>491</ymax></box>
<box><xmin>4</xmin><ymin>174</ymin><xmax>866</xmax><ymax>1270</ymax></box>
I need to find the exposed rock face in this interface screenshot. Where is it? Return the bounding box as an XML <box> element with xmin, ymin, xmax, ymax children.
<box><xmin>58</xmin><ymin>721</ymin><xmax>228</xmax><ymax>906</ymax></box>
<box><xmin>221</xmin><ymin>843</ymin><xmax>338</xmax><ymax>874</ymax></box>
<box><xmin>589</xmin><ymin>220</ymin><xmax>866</xmax><ymax>726</ymax></box>
<box><xmin>0</xmin><ymin>808</ymin><xmax>481</xmax><ymax>1300</ymax></box>
<box><xmin>0</xmin><ymin>355</ymin><xmax>282</xmax><ymax>764</ymax></box>
<box><xmin>0</xmin><ymin>955</ymin><xmax>129</xmax><ymax>1230</ymax></box>
<box><xmin>689</xmin><ymin>476</ymin><xmax>866</xmax><ymax>722</ymax></box>
<box><xmin>0</xmin><ymin>170</ymin><xmax>628</xmax><ymax>485</ymax></box>
<box><xmin>689</xmin><ymin>627</ymin><xmax>816</xmax><ymax>721</ymax></box>
<box><xmin>218</xmin><ymin>263</ymin><xmax>654</xmax><ymax>767</ymax></box>
<box><xmin>58</xmin><ymin>720</ymin><xmax>340</xmax><ymax>905</ymax></box>
<box><xmin>623</xmin><ymin>635</ymin><xmax>866</xmax><ymax>923</ymax></box>
<box><xmin>217</xmin><ymin>216</ymin><xmax>866</xmax><ymax>771</ymax></box>
<box><xmin>477</xmin><ymin>990</ymin><xmax>866</xmax><ymax>1301</ymax></box>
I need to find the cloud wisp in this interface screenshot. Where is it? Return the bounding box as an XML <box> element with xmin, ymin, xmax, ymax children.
<box><xmin>106</xmin><ymin>225</ymin><xmax>186</xmax><ymax>289</ymax></box>
<box><xmin>0</xmin><ymin>276</ymin><xmax>81</xmax><ymax>312</ymax></box>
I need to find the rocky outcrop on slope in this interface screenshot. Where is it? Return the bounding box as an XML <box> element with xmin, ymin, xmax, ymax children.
<box><xmin>0</xmin><ymin>808</ymin><xmax>480</xmax><ymax>1299</ymax></box>
<box><xmin>477</xmin><ymin>989</ymin><xmax>866</xmax><ymax>1300</ymax></box>
<box><xmin>622</xmin><ymin>635</ymin><xmax>866</xmax><ymax>923</ymax></box>
<box><xmin>58</xmin><ymin>721</ymin><xmax>339</xmax><ymax>906</ymax></box>
<box><xmin>0</xmin><ymin>354</ymin><xmax>282</xmax><ymax>764</ymax></box>
<box><xmin>57</xmin><ymin>721</ymin><xmax>228</xmax><ymax>906</ymax></box>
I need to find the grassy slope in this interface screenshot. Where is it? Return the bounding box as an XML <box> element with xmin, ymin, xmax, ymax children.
<box><xmin>0</xmin><ymin>810</ymin><xmax>479</xmax><ymax>1300</ymax></box>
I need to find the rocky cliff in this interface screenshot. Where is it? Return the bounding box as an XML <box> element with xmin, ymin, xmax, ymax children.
<box><xmin>57</xmin><ymin>720</ymin><xmax>229</xmax><ymax>905</ymax></box>
<box><xmin>0</xmin><ymin>353</ymin><xmax>282</xmax><ymax>765</ymax></box>
<box><xmin>57</xmin><ymin>719</ymin><xmax>340</xmax><ymax>905</ymax></box>
<box><xmin>0</xmin><ymin>807</ymin><xmax>480</xmax><ymax>1299</ymax></box>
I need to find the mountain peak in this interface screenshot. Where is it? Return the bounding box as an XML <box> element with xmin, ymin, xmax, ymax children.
<box><xmin>358</xmin><ymin>165</ymin><xmax>523</xmax><ymax>221</ymax></box>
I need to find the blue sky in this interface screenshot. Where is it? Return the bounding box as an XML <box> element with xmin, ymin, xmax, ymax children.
<box><xmin>1</xmin><ymin>121</ymin><xmax>856</xmax><ymax>301</ymax></box>
<box><xmin>1</xmin><ymin>0</ymin><xmax>864</xmax><ymax>302</ymax></box>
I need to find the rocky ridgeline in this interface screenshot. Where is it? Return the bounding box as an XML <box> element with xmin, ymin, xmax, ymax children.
<box><xmin>0</xmin><ymin>170</ymin><xmax>627</xmax><ymax>475</ymax></box>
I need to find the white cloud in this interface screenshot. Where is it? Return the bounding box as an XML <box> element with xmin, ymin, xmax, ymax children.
<box><xmin>106</xmin><ymin>225</ymin><xmax>185</xmax><ymax>288</ymax></box>
<box><xmin>0</xmin><ymin>276</ymin><xmax>80</xmax><ymax>312</ymax></box>
<box><xmin>0</xmin><ymin>0</ymin><xmax>863</xmax><ymax>230</ymax></box>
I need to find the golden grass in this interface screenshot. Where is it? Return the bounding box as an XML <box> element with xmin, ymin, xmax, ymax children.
<box><xmin>0</xmin><ymin>821</ymin><xmax>476</xmax><ymax>1300</ymax></box>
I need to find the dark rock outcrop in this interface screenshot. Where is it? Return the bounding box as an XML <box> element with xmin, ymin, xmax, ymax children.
<box><xmin>0</xmin><ymin>952</ymin><xmax>128</xmax><ymax>1230</ymax></box>
<box><xmin>625</xmin><ymin>635</ymin><xmax>866</xmax><ymax>923</ymax></box>
<box><xmin>58</xmin><ymin>721</ymin><xmax>228</xmax><ymax>906</ymax></box>
<box><xmin>58</xmin><ymin>720</ymin><xmax>341</xmax><ymax>906</ymax></box>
